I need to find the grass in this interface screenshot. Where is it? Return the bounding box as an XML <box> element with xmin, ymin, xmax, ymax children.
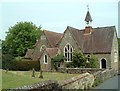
<box><xmin>2</xmin><ymin>70</ymin><xmax>79</xmax><ymax>89</ymax></box>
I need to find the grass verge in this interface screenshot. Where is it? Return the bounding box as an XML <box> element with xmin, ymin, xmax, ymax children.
<box><xmin>2</xmin><ymin>70</ymin><xmax>79</xmax><ymax>89</ymax></box>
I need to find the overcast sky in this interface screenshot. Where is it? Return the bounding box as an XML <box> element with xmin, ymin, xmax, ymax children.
<box><xmin>0</xmin><ymin>0</ymin><xmax>119</xmax><ymax>40</ymax></box>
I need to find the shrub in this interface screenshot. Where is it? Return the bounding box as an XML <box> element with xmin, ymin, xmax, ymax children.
<box><xmin>51</xmin><ymin>54</ymin><xmax>65</xmax><ymax>70</ymax></box>
<box><xmin>2</xmin><ymin>54</ymin><xmax>16</xmax><ymax>70</ymax></box>
<box><xmin>66</xmin><ymin>51</ymin><xmax>86</xmax><ymax>68</ymax></box>
<box><xmin>15</xmin><ymin>59</ymin><xmax>40</xmax><ymax>71</ymax></box>
<box><xmin>86</xmin><ymin>55</ymin><xmax>99</xmax><ymax>68</ymax></box>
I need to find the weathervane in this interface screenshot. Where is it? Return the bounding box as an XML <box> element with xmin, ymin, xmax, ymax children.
<box><xmin>87</xmin><ymin>4</ymin><xmax>89</xmax><ymax>11</ymax></box>
<box><xmin>85</xmin><ymin>4</ymin><xmax>92</xmax><ymax>26</ymax></box>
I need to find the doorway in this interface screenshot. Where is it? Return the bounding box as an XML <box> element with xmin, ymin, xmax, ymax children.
<box><xmin>101</xmin><ymin>59</ymin><xmax>107</xmax><ymax>69</ymax></box>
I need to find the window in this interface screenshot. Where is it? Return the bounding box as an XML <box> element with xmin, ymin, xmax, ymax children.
<box><xmin>40</xmin><ymin>45</ymin><xmax>46</xmax><ymax>52</ymax></box>
<box><xmin>114</xmin><ymin>52</ymin><xmax>118</xmax><ymax>62</ymax></box>
<box><xmin>44</xmin><ymin>55</ymin><xmax>48</xmax><ymax>64</ymax></box>
<box><xmin>64</xmin><ymin>43</ymin><xmax>73</xmax><ymax>62</ymax></box>
<box><xmin>87</xmin><ymin>55</ymin><xmax>90</xmax><ymax>63</ymax></box>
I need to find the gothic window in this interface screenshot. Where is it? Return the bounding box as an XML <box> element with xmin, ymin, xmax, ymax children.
<box><xmin>44</xmin><ymin>55</ymin><xmax>48</xmax><ymax>64</ymax></box>
<box><xmin>40</xmin><ymin>45</ymin><xmax>46</xmax><ymax>52</ymax></box>
<box><xmin>64</xmin><ymin>43</ymin><xmax>73</xmax><ymax>62</ymax></box>
<box><xmin>86</xmin><ymin>55</ymin><xmax>90</xmax><ymax>63</ymax></box>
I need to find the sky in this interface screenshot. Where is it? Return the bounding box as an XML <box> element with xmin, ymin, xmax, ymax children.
<box><xmin>0</xmin><ymin>0</ymin><xmax>119</xmax><ymax>40</ymax></box>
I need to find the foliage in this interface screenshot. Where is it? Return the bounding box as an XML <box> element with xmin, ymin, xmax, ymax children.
<box><xmin>65</xmin><ymin>51</ymin><xmax>99</xmax><ymax>68</ymax></box>
<box><xmin>15</xmin><ymin>60</ymin><xmax>40</xmax><ymax>71</ymax></box>
<box><xmin>2</xmin><ymin>54</ymin><xmax>15</xmax><ymax>70</ymax></box>
<box><xmin>86</xmin><ymin>55</ymin><xmax>99</xmax><ymax>68</ymax></box>
<box><xmin>2</xmin><ymin>21</ymin><xmax>42</xmax><ymax>57</ymax></box>
<box><xmin>66</xmin><ymin>51</ymin><xmax>86</xmax><ymax>68</ymax></box>
<box><xmin>93</xmin><ymin>78</ymin><xmax>103</xmax><ymax>87</ymax></box>
<box><xmin>15</xmin><ymin>56</ymin><xmax>24</xmax><ymax>61</ymax></box>
<box><xmin>51</xmin><ymin>54</ymin><xmax>65</xmax><ymax>70</ymax></box>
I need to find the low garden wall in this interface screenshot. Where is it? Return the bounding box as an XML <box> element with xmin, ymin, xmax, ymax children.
<box><xmin>57</xmin><ymin>67</ymin><xmax>104</xmax><ymax>74</ymax></box>
<box><xmin>60</xmin><ymin>72</ymin><xmax>94</xmax><ymax>89</ymax></box>
<box><xmin>8</xmin><ymin>80</ymin><xmax>59</xmax><ymax>91</ymax></box>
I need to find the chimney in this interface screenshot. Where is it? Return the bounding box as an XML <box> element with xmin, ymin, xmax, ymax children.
<box><xmin>84</xmin><ymin>26</ymin><xmax>93</xmax><ymax>35</ymax></box>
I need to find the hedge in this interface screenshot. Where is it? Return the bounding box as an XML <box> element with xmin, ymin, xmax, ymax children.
<box><xmin>14</xmin><ymin>59</ymin><xmax>40</xmax><ymax>71</ymax></box>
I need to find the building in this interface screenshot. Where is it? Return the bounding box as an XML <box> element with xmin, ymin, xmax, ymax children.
<box><xmin>25</xmin><ymin>9</ymin><xmax>118</xmax><ymax>71</ymax></box>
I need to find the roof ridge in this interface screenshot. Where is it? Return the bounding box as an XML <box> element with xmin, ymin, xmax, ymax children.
<box><xmin>43</xmin><ymin>29</ymin><xmax>62</xmax><ymax>34</ymax></box>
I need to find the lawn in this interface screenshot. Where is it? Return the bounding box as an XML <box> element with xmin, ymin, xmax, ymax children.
<box><xmin>2</xmin><ymin>70</ymin><xmax>79</xmax><ymax>89</ymax></box>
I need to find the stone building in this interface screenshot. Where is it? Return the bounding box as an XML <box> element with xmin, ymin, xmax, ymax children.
<box><xmin>25</xmin><ymin>9</ymin><xmax>118</xmax><ymax>71</ymax></box>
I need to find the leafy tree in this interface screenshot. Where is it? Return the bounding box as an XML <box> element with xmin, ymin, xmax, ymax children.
<box><xmin>86</xmin><ymin>54</ymin><xmax>99</xmax><ymax>68</ymax></box>
<box><xmin>2</xmin><ymin>21</ymin><xmax>42</xmax><ymax>57</ymax></box>
<box><xmin>66</xmin><ymin>51</ymin><xmax>86</xmax><ymax>68</ymax></box>
<box><xmin>51</xmin><ymin>54</ymin><xmax>65</xmax><ymax>70</ymax></box>
<box><xmin>72</xmin><ymin>51</ymin><xmax>86</xmax><ymax>68</ymax></box>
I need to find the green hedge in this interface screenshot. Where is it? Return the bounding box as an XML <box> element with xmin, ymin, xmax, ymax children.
<box><xmin>15</xmin><ymin>59</ymin><xmax>40</xmax><ymax>71</ymax></box>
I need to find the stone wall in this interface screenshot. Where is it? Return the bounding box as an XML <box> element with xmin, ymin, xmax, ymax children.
<box><xmin>60</xmin><ymin>72</ymin><xmax>94</xmax><ymax>89</ymax></box>
<box><xmin>8</xmin><ymin>80</ymin><xmax>59</xmax><ymax>91</ymax></box>
<box><xmin>57</xmin><ymin>67</ymin><xmax>104</xmax><ymax>74</ymax></box>
<box><xmin>93</xmin><ymin>68</ymin><xmax>118</xmax><ymax>82</ymax></box>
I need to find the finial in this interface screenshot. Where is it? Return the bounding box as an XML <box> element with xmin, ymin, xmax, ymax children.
<box><xmin>85</xmin><ymin>5</ymin><xmax>92</xmax><ymax>26</ymax></box>
<box><xmin>87</xmin><ymin>4</ymin><xmax>89</xmax><ymax>11</ymax></box>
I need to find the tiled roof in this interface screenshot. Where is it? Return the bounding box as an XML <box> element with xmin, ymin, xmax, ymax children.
<box><xmin>43</xmin><ymin>30</ymin><xmax>63</xmax><ymax>47</ymax></box>
<box><xmin>46</xmin><ymin>48</ymin><xmax>59</xmax><ymax>58</ymax></box>
<box><xmin>69</xmin><ymin>26</ymin><xmax>115</xmax><ymax>53</ymax></box>
<box><xmin>25</xmin><ymin>49</ymin><xmax>34</xmax><ymax>59</ymax></box>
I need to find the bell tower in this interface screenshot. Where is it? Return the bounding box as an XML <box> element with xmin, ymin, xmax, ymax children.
<box><xmin>85</xmin><ymin>5</ymin><xmax>92</xmax><ymax>26</ymax></box>
<box><xmin>84</xmin><ymin>5</ymin><xmax>93</xmax><ymax>34</ymax></box>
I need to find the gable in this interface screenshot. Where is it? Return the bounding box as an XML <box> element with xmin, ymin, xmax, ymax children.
<box><xmin>43</xmin><ymin>30</ymin><xmax>63</xmax><ymax>47</ymax></box>
<box><xmin>59</xmin><ymin>27</ymin><xmax>80</xmax><ymax>52</ymax></box>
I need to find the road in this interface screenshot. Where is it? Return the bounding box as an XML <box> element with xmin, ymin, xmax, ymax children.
<box><xmin>95</xmin><ymin>75</ymin><xmax>119</xmax><ymax>90</ymax></box>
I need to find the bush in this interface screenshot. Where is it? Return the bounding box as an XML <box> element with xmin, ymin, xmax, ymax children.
<box><xmin>15</xmin><ymin>59</ymin><xmax>40</xmax><ymax>71</ymax></box>
<box><xmin>51</xmin><ymin>54</ymin><xmax>65</xmax><ymax>70</ymax></box>
<box><xmin>66</xmin><ymin>51</ymin><xmax>86</xmax><ymax>68</ymax></box>
<box><xmin>86</xmin><ymin>55</ymin><xmax>99</xmax><ymax>68</ymax></box>
<box><xmin>2</xmin><ymin>54</ymin><xmax>16</xmax><ymax>70</ymax></box>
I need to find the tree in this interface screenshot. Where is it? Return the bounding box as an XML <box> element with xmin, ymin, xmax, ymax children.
<box><xmin>2</xmin><ymin>21</ymin><xmax>42</xmax><ymax>57</ymax></box>
<box><xmin>66</xmin><ymin>51</ymin><xmax>86</xmax><ymax>68</ymax></box>
<box><xmin>51</xmin><ymin>54</ymin><xmax>65</xmax><ymax>70</ymax></box>
<box><xmin>72</xmin><ymin>51</ymin><xmax>86</xmax><ymax>68</ymax></box>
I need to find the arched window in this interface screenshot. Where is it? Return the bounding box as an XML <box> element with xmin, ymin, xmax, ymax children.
<box><xmin>64</xmin><ymin>43</ymin><xmax>73</xmax><ymax>62</ymax></box>
<box><xmin>86</xmin><ymin>55</ymin><xmax>90</xmax><ymax>63</ymax></box>
<box><xmin>44</xmin><ymin>55</ymin><xmax>48</xmax><ymax>64</ymax></box>
<box><xmin>40</xmin><ymin>45</ymin><xmax>46</xmax><ymax>52</ymax></box>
